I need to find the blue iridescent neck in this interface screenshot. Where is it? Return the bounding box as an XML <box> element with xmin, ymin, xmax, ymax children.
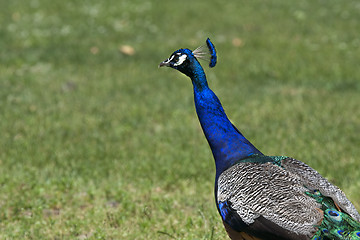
<box><xmin>191</xmin><ymin>60</ymin><xmax>262</xmax><ymax>178</ymax></box>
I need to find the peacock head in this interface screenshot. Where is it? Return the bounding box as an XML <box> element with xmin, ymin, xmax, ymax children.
<box><xmin>159</xmin><ymin>48</ymin><xmax>195</xmax><ymax>76</ymax></box>
<box><xmin>159</xmin><ymin>38</ymin><xmax>217</xmax><ymax>78</ymax></box>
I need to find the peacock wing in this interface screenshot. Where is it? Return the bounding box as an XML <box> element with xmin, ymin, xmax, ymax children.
<box><xmin>217</xmin><ymin>161</ymin><xmax>323</xmax><ymax>239</ymax></box>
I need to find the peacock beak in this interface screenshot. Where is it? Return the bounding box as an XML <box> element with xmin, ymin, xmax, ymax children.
<box><xmin>159</xmin><ymin>59</ymin><xmax>171</xmax><ymax>67</ymax></box>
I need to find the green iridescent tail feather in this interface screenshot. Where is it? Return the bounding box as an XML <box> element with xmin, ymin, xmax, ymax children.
<box><xmin>307</xmin><ymin>190</ymin><xmax>360</xmax><ymax>240</ymax></box>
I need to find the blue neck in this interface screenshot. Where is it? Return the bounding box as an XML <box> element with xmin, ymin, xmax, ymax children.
<box><xmin>191</xmin><ymin>62</ymin><xmax>262</xmax><ymax>178</ymax></box>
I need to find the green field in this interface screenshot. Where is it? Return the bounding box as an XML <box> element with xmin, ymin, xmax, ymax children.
<box><xmin>1</xmin><ymin>0</ymin><xmax>359</xmax><ymax>239</ymax></box>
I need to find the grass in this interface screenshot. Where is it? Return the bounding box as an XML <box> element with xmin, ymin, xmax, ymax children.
<box><xmin>1</xmin><ymin>0</ymin><xmax>359</xmax><ymax>239</ymax></box>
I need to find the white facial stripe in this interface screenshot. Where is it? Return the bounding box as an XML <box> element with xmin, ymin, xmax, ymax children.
<box><xmin>167</xmin><ymin>55</ymin><xmax>175</xmax><ymax>63</ymax></box>
<box><xmin>173</xmin><ymin>54</ymin><xmax>187</xmax><ymax>66</ymax></box>
<box><xmin>162</xmin><ymin>55</ymin><xmax>174</xmax><ymax>65</ymax></box>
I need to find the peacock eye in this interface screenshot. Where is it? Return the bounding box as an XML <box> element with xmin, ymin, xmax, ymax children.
<box><xmin>173</xmin><ymin>54</ymin><xmax>187</xmax><ymax>66</ymax></box>
<box><xmin>172</xmin><ymin>54</ymin><xmax>180</xmax><ymax>62</ymax></box>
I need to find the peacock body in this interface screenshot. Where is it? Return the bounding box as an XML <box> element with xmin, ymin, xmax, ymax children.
<box><xmin>159</xmin><ymin>38</ymin><xmax>360</xmax><ymax>240</ymax></box>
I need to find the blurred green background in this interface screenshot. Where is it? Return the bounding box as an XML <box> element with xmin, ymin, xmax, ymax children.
<box><xmin>1</xmin><ymin>0</ymin><xmax>359</xmax><ymax>239</ymax></box>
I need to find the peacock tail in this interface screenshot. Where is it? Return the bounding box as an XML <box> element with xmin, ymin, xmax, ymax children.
<box><xmin>308</xmin><ymin>191</ymin><xmax>360</xmax><ymax>240</ymax></box>
<box><xmin>159</xmin><ymin>38</ymin><xmax>360</xmax><ymax>240</ymax></box>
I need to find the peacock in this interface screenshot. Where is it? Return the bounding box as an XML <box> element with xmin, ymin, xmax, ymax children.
<box><xmin>159</xmin><ymin>38</ymin><xmax>360</xmax><ymax>240</ymax></box>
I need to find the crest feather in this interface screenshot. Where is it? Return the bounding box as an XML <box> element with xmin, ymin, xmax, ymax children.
<box><xmin>192</xmin><ymin>38</ymin><xmax>217</xmax><ymax>68</ymax></box>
